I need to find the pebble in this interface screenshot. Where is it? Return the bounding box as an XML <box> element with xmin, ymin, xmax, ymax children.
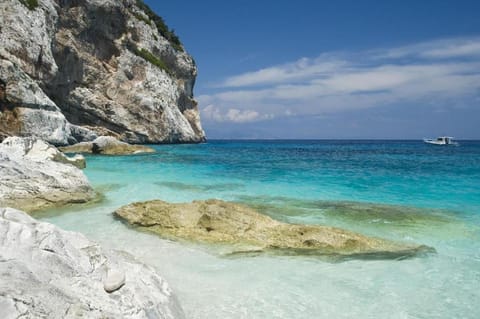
<box><xmin>103</xmin><ymin>269</ymin><xmax>126</xmax><ymax>293</ymax></box>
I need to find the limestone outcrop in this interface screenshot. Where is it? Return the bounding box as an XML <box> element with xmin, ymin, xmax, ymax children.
<box><xmin>60</xmin><ymin>136</ymin><xmax>155</xmax><ymax>155</ymax></box>
<box><xmin>0</xmin><ymin>0</ymin><xmax>205</xmax><ymax>145</ymax></box>
<box><xmin>0</xmin><ymin>207</ymin><xmax>185</xmax><ymax>318</ymax></box>
<box><xmin>114</xmin><ymin>199</ymin><xmax>435</xmax><ymax>260</ymax></box>
<box><xmin>0</xmin><ymin>137</ymin><xmax>95</xmax><ymax>212</ymax></box>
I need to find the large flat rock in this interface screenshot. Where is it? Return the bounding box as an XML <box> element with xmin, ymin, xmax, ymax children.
<box><xmin>114</xmin><ymin>199</ymin><xmax>435</xmax><ymax>260</ymax></box>
<box><xmin>0</xmin><ymin>207</ymin><xmax>185</xmax><ymax>319</ymax></box>
<box><xmin>0</xmin><ymin>137</ymin><xmax>95</xmax><ymax>212</ymax></box>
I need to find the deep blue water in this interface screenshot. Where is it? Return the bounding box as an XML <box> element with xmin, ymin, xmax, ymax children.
<box><xmin>41</xmin><ymin>140</ymin><xmax>480</xmax><ymax>319</ymax></box>
<box><xmin>132</xmin><ymin>139</ymin><xmax>480</xmax><ymax>210</ymax></box>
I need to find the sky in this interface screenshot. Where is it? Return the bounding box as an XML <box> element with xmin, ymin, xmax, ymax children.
<box><xmin>145</xmin><ymin>0</ymin><xmax>480</xmax><ymax>139</ymax></box>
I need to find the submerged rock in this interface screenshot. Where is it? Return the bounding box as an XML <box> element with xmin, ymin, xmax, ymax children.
<box><xmin>0</xmin><ymin>0</ymin><xmax>205</xmax><ymax>145</ymax></box>
<box><xmin>0</xmin><ymin>137</ymin><xmax>95</xmax><ymax>212</ymax></box>
<box><xmin>60</xmin><ymin>136</ymin><xmax>155</xmax><ymax>155</ymax></box>
<box><xmin>114</xmin><ymin>199</ymin><xmax>434</xmax><ymax>260</ymax></box>
<box><xmin>239</xmin><ymin>196</ymin><xmax>470</xmax><ymax>238</ymax></box>
<box><xmin>0</xmin><ymin>207</ymin><xmax>185</xmax><ymax>318</ymax></box>
<box><xmin>318</xmin><ymin>200</ymin><xmax>454</xmax><ymax>225</ymax></box>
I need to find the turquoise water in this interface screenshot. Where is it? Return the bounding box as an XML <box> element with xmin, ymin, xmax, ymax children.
<box><xmin>39</xmin><ymin>140</ymin><xmax>480</xmax><ymax>318</ymax></box>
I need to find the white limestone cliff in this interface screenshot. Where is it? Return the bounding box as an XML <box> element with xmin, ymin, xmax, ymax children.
<box><xmin>0</xmin><ymin>0</ymin><xmax>205</xmax><ymax>145</ymax></box>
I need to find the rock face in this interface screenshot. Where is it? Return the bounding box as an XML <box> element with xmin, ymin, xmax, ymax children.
<box><xmin>0</xmin><ymin>137</ymin><xmax>95</xmax><ymax>212</ymax></box>
<box><xmin>0</xmin><ymin>0</ymin><xmax>205</xmax><ymax>145</ymax></box>
<box><xmin>61</xmin><ymin>136</ymin><xmax>155</xmax><ymax>155</ymax></box>
<box><xmin>114</xmin><ymin>199</ymin><xmax>435</xmax><ymax>260</ymax></box>
<box><xmin>0</xmin><ymin>207</ymin><xmax>185</xmax><ymax>318</ymax></box>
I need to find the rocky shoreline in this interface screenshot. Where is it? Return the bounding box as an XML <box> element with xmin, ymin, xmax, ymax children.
<box><xmin>0</xmin><ymin>137</ymin><xmax>185</xmax><ymax>318</ymax></box>
<box><xmin>0</xmin><ymin>137</ymin><xmax>438</xmax><ymax>318</ymax></box>
<box><xmin>0</xmin><ymin>0</ymin><xmax>207</xmax><ymax>315</ymax></box>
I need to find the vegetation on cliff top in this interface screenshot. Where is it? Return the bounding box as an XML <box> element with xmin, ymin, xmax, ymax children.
<box><xmin>135</xmin><ymin>0</ymin><xmax>184</xmax><ymax>52</ymax></box>
<box><xmin>18</xmin><ymin>0</ymin><xmax>38</xmax><ymax>10</ymax></box>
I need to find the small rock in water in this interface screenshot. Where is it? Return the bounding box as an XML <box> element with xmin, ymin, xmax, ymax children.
<box><xmin>103</xmin><ymin>269</ymin><xmax>126</xmax><ymax>293</ymax></box>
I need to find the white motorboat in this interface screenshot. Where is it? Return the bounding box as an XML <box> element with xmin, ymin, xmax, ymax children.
<box><xmin>423</xmin><ymin>136</ymin><xmax>458</xmax><ymax>146</ymax></box>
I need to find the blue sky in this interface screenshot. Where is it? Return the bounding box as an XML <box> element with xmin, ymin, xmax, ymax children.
<box><xmin>145</xmin><ymin>0</ymin><xmax>480</xmax><ymax>139</ymax></box>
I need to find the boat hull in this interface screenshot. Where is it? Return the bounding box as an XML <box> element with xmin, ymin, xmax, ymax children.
<box><xmin>423</xmin><ymin>139</ymin><xmax>458</xmax><ymax>146</ymax></box>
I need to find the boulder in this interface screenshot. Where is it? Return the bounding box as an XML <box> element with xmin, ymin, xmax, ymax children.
<box><xmin>114</xmin><ymin>199</ymin><xmax>435</xmax><ymax>260</ymax></box>
<box><xmin>0</xmin><ymin>207</ymin><xmax>185</xmax><ymax>319</ymax></box>
<box><xmin>60</xmin><ymin>136</ymin><xmax>155</xmax><ymax>155</ymax></box>
<box><xmin>0</xmin><ymin>137</ymin><xmax>95</xmax><ymax>212</ymax></box>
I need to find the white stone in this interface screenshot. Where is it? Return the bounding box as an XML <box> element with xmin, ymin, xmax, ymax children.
<box><xmin>103</xmin><ymin>269</ymin><xmax>126</xmax><ymax>293</ymax></box>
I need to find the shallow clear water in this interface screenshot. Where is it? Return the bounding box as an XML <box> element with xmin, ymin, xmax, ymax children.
<box><xmin>38</xmin><ymin>140</ymin><xmax>480</xmax><ymax>318</ymax></box>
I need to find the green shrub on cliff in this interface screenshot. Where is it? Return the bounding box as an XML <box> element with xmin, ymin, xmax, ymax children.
<box><xmin>18</xmin><ymin>0</ymin><xmax>38</xmax><ymax>10</ymax></box>
<box><xmin>129</xmin><ymin>45</ymin><xmax>171</xmax><ymax>75</ymax></box>
<box><xmin>132</xmin><ymin>12</ymin><xmax>152</xmax><ymax>26</ymax></box>
<box><xmin>135</xmin><ymin>0</ymin><xmax>184</xmax><ymax>52</ymax></box>
<box><xmin>136</xmin><ymin>48</ymin><xmax>168</xmax><ymax>72</ymax></box>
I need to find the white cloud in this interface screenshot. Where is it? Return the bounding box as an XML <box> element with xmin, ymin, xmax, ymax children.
<box><xmin>199</xmin><ymin>37</ymin><xmax>480</xmax><ymax>123</ymax></box>
<box><xmin>220</xmin><ymin>58</ymin><xmax>346</xmax><ymax>87</ymax></box>
<box><xmin>381</xmin><ymin>37</ymin><xmax>480</xmax><ymax>59</ymax></box>
<box><xmin>202</xmin><ymin>104</ymin><xmax>224</xmax><ymax>122</ymax></box>
<box><xmin>422</xmin><ymin>41</ymin><xmax>480</xmax><ymax>58</ymax></box>
<box><xmin>202</xmin><ymin>105</ymin><xmax>273</xmax><ymax>123</ymax></box>
<box><xmin>225</xmin><ymin>109</ymin><xmax>261</xmax><ymax>122</ymax></box>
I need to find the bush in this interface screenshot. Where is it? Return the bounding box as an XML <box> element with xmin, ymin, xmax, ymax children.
<box><xmin>129</xmin><ymin>45</ymin><xmax>170</xmax><ymax>75</ymax></box>
<box><xmin>135</xmin><ymin>0</ymin><xmax>184</xmax><ymax>52</ymax></box>
<box><xmin>132</xmin><ymin>12</ymin><xmax>152</xmax><ymax>26</ymax></box>
<box><xmin>19</xmin><ymin>0</ymin><xmax>38</xmax><ymax>10</ymax></box>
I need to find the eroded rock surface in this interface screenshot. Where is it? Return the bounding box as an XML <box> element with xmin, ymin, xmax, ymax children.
<box><xmin>0</xmin><ymin>0</ymin><xmax>205</xmax><ymax>145</ymax></box>
<box><xmin>114</xmin><ymin>199</ymin><xmax>435</xmax><ymax>260</ymax></box>
<box><xmin>61</xmin><ymin>136</ymin><xmax>155</xmax><ymax>155</ymax></box>
<box><xmin>0</xmin><ymin>137</ymin><xmax>95</xmax><ymax>212</ymax></box>
<box><xmin>0</xmin><ymin>207</ymin><xmax>185</xmax><ymax>319</ymax></box>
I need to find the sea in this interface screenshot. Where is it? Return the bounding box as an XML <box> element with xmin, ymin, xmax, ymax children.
<box><xmin>37</xmin><ymin>140</ymin><xmax>480</xmax><ymax>318</ymax></box>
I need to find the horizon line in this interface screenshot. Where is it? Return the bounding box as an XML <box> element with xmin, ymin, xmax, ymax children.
<box><xmin>203</xmin><ymin>138</ymin><xmax>480</xmax><ymax>141</ymax></box>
